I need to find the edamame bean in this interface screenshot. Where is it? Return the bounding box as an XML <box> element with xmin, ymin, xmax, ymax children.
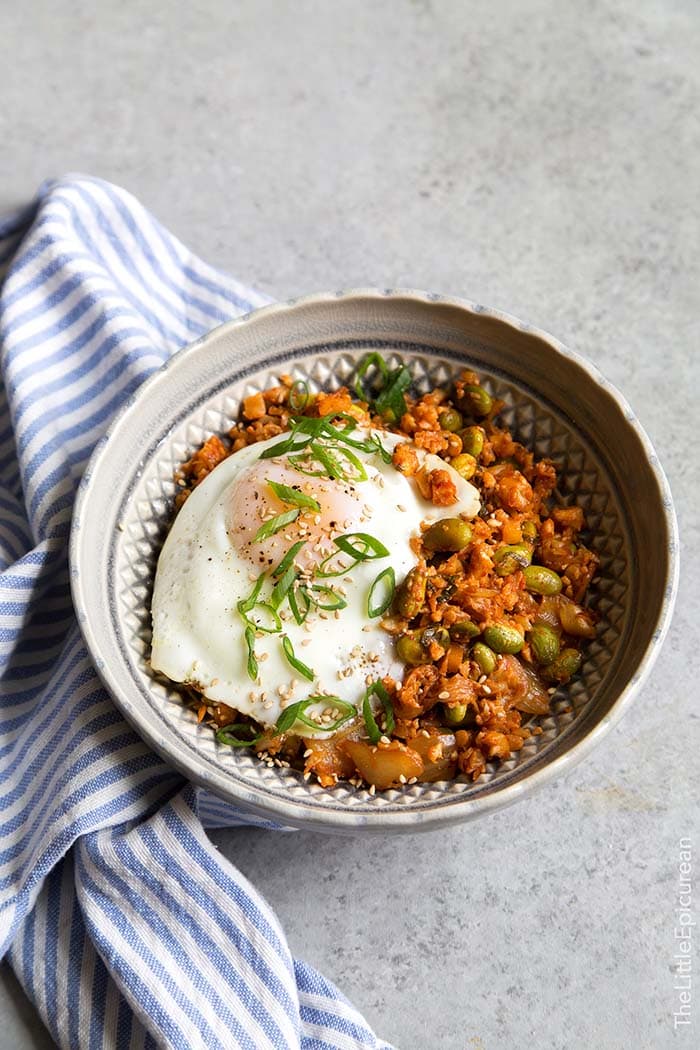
<box><xmin>459</xmin><ymin>384</ymin><xmax>494</xmax><ymax>418</ymax></box>
<box><xmin>521</xmin><ymin>520</ymin><xmax>538</xmax><ymax>542</ymax></box>
<box><xmin>450</xmin><ymin>619</ymin><xmax>480</xmax><ymax>640</ymax></box>
<box><xmin>460</xmin><ymin>425</ymin><xmax>485</xmax><ymax>457</ymax></box>
<box><xmin>483</xmin><ymin>623</ymin><xmax>524</xmax><ymax>654</ymax></box>
<box><xmin>420</xmin><ymin>626</ymin><xmax>451</xmax><ymax>651</ymax></box>
<box><xmin>542</xmin><ymin>647</ymin><xmax>582</xmax><ymax>683</ymax></box>
<box><xmin>439</xmin><ymin>408</ymin><xmax>463</xmax><ymax>432</ymax></box>
<box><xmin>523</xmin><ymin>565</ymin><xmax>563</xmax><ymax>595</ymax></box>
<box><xmin>423</xmin><ymin>518</ymin><xmax>473</xmax><ymax>552</ymax></box>
<box><xmin>396</xmin><ymin>634</ymin><xmax>425</xmax><ymax>666</ymax></box>
<box><xmin>472</xmin><ymin>641</ymin><xmax>497</xmax><ymax>674</ymax></box>
<box><xmin>443</xmin><ymin>703</ymin><xmax>468</xmax><ymax>726</ymax></box>
<box><xmin>528</xmin><ymin>624</ymin><xmax>560</xmax><ymax>665</ymax></box>
<box><xmin>396</xmin><ymin>566</ymin><xmax>427</xmax><ymax>618</ymax></box>
<box><xmin>493</xmin><ymin>543</ymin><xmax>532</xmax><ymax>577</ymax></box>
<box><xmin>450</xmin><ymin>453</ymin><xmax>477</xmax><ymax>480</ymax></box>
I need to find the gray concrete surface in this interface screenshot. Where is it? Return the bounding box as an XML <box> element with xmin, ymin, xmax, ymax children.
<box><xmin>1</xmin><ymin>1</ymin><xmax>698</xmax><ymax>1048</ymax></box>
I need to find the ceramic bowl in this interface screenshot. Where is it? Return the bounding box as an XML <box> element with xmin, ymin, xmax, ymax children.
<box><xmin>70</xmin><ymin>290</ymin><xmax>678</xmax><ymax>832</ymax></box>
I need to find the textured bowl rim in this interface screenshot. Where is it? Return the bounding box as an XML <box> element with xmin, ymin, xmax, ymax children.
<box><xmin>70</xmin><ymin>288</ymin><xmax>680</xmax><ymax>832</ymax></box>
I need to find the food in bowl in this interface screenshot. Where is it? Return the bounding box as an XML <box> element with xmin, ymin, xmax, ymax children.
<box><xmin>150</xmin><ymin>355</ymin><xmax>599</xmax><ymax>790</ymax></box>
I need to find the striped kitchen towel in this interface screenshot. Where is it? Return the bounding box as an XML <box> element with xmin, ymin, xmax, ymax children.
<box><xmin>0</xmin><ymin>176</ymin><xmax>394</xmax><ymax>1049</ymax></box>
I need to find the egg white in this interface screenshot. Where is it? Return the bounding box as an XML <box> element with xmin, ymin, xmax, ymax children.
<box><xmin>151</xmin><ymin>427</ymin><xmax>480</xmax><ymax>734</ymax></box>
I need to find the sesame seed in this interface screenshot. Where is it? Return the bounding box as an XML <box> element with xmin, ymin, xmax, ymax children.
<box><xmin>396</xmin><ymin>504</ymin><xmax>406</xmax><ymax>512</ymax></box>
<box><xmin>399</xmin><ymin>774</ymin><xmax>407</xmax><ymax>784</ymax></box>
<box><xmin>482</xmin><ymin>685</ymin><xmax>492</xmax><ymax>695</ymax></box>
<box><xmin>301</xmin><ymin>638</ymin><xmax>312</xmax><ymax>646</ymax></box>
<box><xmin>303</xmin><ymin>748</ymin><xmax>313</xmax><ymax>758</ymax></box>
<box><xmin>408</xmin><ymin>776</ymin><xmax>418</xmax><ymax>784</ymax></box>
<box><xmin>438</xmin><ymin>690</ymin><xmax>450</xmax><ymax>700</ymax></box>
<box><xmin>379</xmin><ymin>735</ymin><xmax>391</xmax><ymax>745</ymax></box>
<box><xmin>478</xmin><ymin>674</ymin><xmax>487</xmax><ymax>684</ymax></box>
<box><xmin>368</xmin><ymin>784</ymin><xmax>376</xmax><ymax>796</ymax></box>
<box><xmin>548</xmin><ymin>686</ymin><xmax>557</xmax><ymax>695</ymax></box>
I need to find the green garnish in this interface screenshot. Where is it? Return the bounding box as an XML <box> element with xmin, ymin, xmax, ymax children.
<box><xmin>353</xmin><ymin>354</ymin><xmax>412</xmax><ymax>423</ymax></box>
<box><xmin>244</xmin><ymin>602</ymin><xmax>282</xmax><ymax>633</ymax></box>
<box><xmin>216</xmin><ymin>723</ymin><xmax>262</xmax><ymax>748</ymax></box>
<box><xmin>367</xmin><ymin>566</ymin><xmax>396</xmax><ymax>617</ymax></box>
<box><xmin>238</xmin><ymin>573</ymin><xmax>282</xmax><ymax>632</ymax></box>
<box><xmin>269</xmin><ymin>560</ymin><xmax>300</xmax><ymax>611</ymax></box>
<box><xmin>237</xmin><ymin>572</ymin><xmax>265</xmax><ymax>615</ymax></box>
<box><xmin>267</xmin><ymin>480</ymin><xmax>320</xmax><ymax>512</ymax></box>
<box><xmin>281</xmin><ymin>635</ymin><xmax>315</xmax><ymax>681</ymax></box>
<box><xmin>309</xmin><ymin>584</ymin><xmax>347</xmax><ymax>611</ymax></box>
<box><xmin>288</xmin><ymin>584</ymin><xmax>311</xmax><ymax>625</ymax></box>
<box><xmin>373</xmin><ymin>366</ymin><xmax>411</xmax><ymax>424</ymax></box>
<box><xmin>253</xmin><ymin>507</ymin><xmax>299</xmax><ymax>542</ymax></box>
<box><xmin>289</xmin><ymin>442</ymin><xmax>368</xmax><ymax>483</ymax></box>
<box><xmin>258</xmin><ymin>416</ymin><xmax>325</xmax><ymax>459</ymax></box>
<box><xmin>353</xmin><ymin>353</ymin><xmax>389</xmax><ymax>401</ymax></box>
<box><xmin>273</xmin><ymin>540</ymin><xmax>306</xmax><ymax>578</ymax></box>
<box><xmin>288</xmin><ymin>379</ymin><xmax>310</xmax><ymax>412</ymax></box>
<box><xmin>244</xmin><ymin>625</ymin><xmax>258</xmax><ymax>681</ymax></box>
<box><xmin>317</xmin><ymin>531</ymin><xmax>391</xmax><ymax>578</ymax></box>
<box><xmin>362</xmin><ymin>679</ymin><xmax>395</xmax><ymax>744</ymax></box>
<box><xmin>259</xmin><ymin>413</ymin><xmax>386</xmax><ymax>482</ymax></box>
<box><xmin>275</xmin><ymin>696</ymin><xmax>355</xmax><ymax>735</ymax></box>
<box><xmin>335</xmin><ymin>532</ymin><xmax>390</xmax><ymax>560</ymax></box>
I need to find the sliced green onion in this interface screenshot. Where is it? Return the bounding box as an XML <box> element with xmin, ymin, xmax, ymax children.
<box><xmin>281</xmin><ymin>635</ymin><xmax>315</xmax><ymax>681</ymax></box>
<box><xmin>267</xmin><ymin>480</ymin><xmax>320</xmax><ymax>512</ymax></box>
<box><xmin>275</xmin><ymin>696</ymin><xmax>356</xmax><ymax>735</ymax></box>
<box><xmin>275</xmin><ymin>698</ymin><xmax>319</xmax><ymax>734</ymax></box>
<box><xmin>332</xmin><ymin>444</ymin><xmax>369</xmax><ymax>481</ymax></box>
<box><xmin>269</xmin><ymin>561</ymin><xmax>299</xmax><ymax>611</ymax></box>
<box><xmin>334</xmin><ymin>532</ymin><xmax>390</xmax><ymax>560</ymax></box>
<box><xmin>368</xmin><ymin>433</ymin><xmax>392</xmax><ymax>463</ymax></box>
<box><xmin>272</xmin><ymin>540</ymin><xmax>306</xmax><ymax>578</ymax></box>
<box><xmin>244</xmin><ymin>625</ymin><xmax>258</xmax><ymax>681</ymax></box>
<box><xmin>237</xmin><ymin>572</ymin><xmax>266</xmax><ymax>616</ymax></box>
<box><xmin>288</xmin><ymin>583</ymin><xmax>312</xmax><ymax>625</ymax></box>
<box><xmin>259</xmin><ymin>431</ymin><xmax>314</xmax><ymax>459</ymax></box>
<box><xmin>253</xmin><ymin>507</ymin><xmax>299</xmax><ymax>542</ymax></box>
<box><xmin>289</xmin><ymin>380</ymin><xmax>310</xmax><ymax>412</ymax></box>
<box><xmin>317</xmin><ymin>532</ymin><xmax>390</xmax><ymax>578</ymax></box>
<box><xmin>353</xmin><ymin>353</ymin><xmax>389</xmax><ymax>402</ymax></box>
<box><xmin>245</xmin><ymin>602</ymin><xmax>282</xmax><ymax>633</ymax></box>
<box><xmin>362</xmin><ymin>679</ymin><xmax>395</xmax><ymax>744</ymax></box>
<box><xmin>373</xmin><ymin>365</ymin><xmax>411</xmax><ymax>423</ymax></box>
<box><xmin>216</xmin><ymin>723</ymin><xmax>262</xmax><ymax>748</ymax></box>
<box><xmin>289</xmin><ymin>442</ymin><xmax>344</xmax><ymax>480</ymax></box>
<box><xmin>309</xmin><ymin>584</ymin><xmax>347</xmax><ymax>611</ymax></box>
<box><xmin>367</xmin><ymin>566</ymin><xmax>396</xmax><ymax>617</ymax></box>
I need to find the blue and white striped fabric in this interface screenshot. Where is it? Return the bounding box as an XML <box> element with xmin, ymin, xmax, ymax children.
<box><xmin>0</xmin><ymin>176</ymin><xmax>393</xmax><ymax>1050</ymax></box>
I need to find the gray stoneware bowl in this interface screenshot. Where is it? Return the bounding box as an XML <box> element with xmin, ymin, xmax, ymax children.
<box><xmin>70</xmin><ymin>290</ymin><xmax>678</xmax><ymax>832</ymax></box>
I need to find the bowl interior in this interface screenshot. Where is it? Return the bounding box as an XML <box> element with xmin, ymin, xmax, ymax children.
<box><xmin>73</xmin><ymin>292</ymin><xmax>675</xmax><ymax>830</ymax></box>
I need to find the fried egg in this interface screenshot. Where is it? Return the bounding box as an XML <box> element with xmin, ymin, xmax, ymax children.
<box><xmin>151</xmin><ymin>427</ymin><xmax>480</xmax><ymax>735</ymax></box>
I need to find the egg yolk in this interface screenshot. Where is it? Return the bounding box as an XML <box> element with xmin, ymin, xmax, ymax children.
<box><xmin>225</xmin><ymin>460</ymin><xmax>369</xmax><ymax>572</ymax></box>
